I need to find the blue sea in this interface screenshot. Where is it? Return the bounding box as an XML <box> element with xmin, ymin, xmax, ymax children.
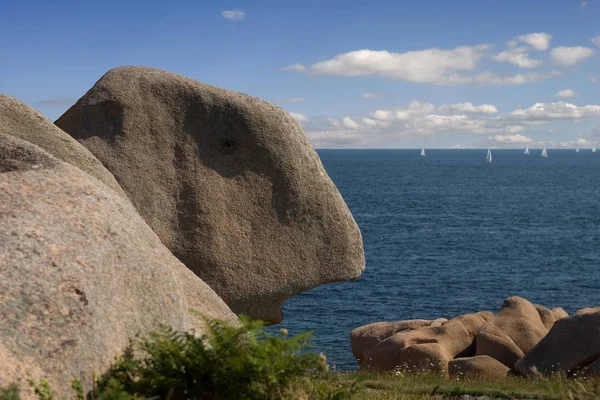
<box><xmin>269</xmin><ymin>149</ymin><xmax>600</xmax><ymax>371</ymax></box>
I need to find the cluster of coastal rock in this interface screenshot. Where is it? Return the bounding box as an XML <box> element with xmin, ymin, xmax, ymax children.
<box><xmin>351</xmin><ymin>296</ymin><xmax>600</xmax><ymax>379</ymax></box>
<box><xmin>0</xmin><ymin>66</ymin><xmax>365</xmax><ymax>397</ymax></box>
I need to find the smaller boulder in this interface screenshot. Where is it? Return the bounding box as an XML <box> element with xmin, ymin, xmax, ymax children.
<box><xmin>449</xmin><ymin>355</ymin><xmax>510</xmax><ymax>380</ymax></box>
<box><xmin>514</xmin><ymin>311</ymin><xmax>600</xmax><ymax>376</ymax></box>
<box><xmin>576</xmin><ymin>307</ymin><xmax>600</xmax><ymax>315</ymax></box>
<box><xmin>350</xmin><ymin>319</ymin><xmax>435</xmax><ymax>365</ymax></box>
<box><xmin>475</xmin><ymin>323</ymin><xmax>524</xmax><ymax>368</ymax></box>
<box><xmin>490</xmin><ymin>297</ymin><xmax>548</xmax><ymax>354</ymax></box>
<box><xmin>552</xmin><ymin>307</ymin><xmax>569</xmax><ymax>320</ymax></box>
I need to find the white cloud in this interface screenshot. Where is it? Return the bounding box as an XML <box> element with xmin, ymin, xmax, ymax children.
<box><xmin>554</xmin><ymin>89</ymin><xmax>575</xmax><ymax>98</ymax></box>
<box><xmin>590</xmin><ymin>76</ymin><xmax>599</xmax><ymax>83</ymax></box>
<box><xmin>591</xmin><ymin>36</ymin><xmax>600</xmax><ymax>47</ymax></box>
<box><xmin>221</xmin><ymin>9</ymin><xmax>246</xmax><ymax>21</ymax></box>
<box><xmin>363</xmin><ymin>92</ymin><xmax>385</xmax><ymax>99</ymax></box>
<box><xmin>280</xmin><ymin>63</ymin><xmax>308</xmax><ymax>72</ymax></box>
<box><xmin>275</xmin><ymin>97</ymin><xmax>304</xmax><ymax>104</ymax></box>
<box><xmin>492</xmin><ymin>134</ymin><xmax>534</xmax><ymax>144</ymax></box>
<box><xmin>508</xmin><ymin>102</ymin><xmax>600</xmax><ymax>122</ymax></box>
<box><xmin>289</xmin><ymin>112</ymin><xmax>308</xmax><ymax>123</ymax></box>
<box><xmin>581</xmin><ymin>0</ymin><xmax>589</xmax><ymax>7</ymax></box>
<box><xmin>493</xmin><ymin>47</ymin><xmax>542</xmax><ymax>68</ymax></box>
<box><xmin>438</xmin><ymin>102</ymin><xmax>498</xmax><ymax>114</ymax></box>
<box><xmin>341</xmin><ymin>117</ymin><xmax>360</xmax><ymax>129</ymax></box>
<box><xmin>285</xmin><ymin>45</ymin><xmax>491</xmax><ymax>84</ymax></box>
<box><xmin>516</xmin><ymin>33</ymin><xmax>552</xmax><ymax>51</ymax></box>
<box><xmin>550</xmin><ymin>46</ymin><xmax>595</xmax><ymax>66</ymax></box>
<box><xmin>302</xmin><ymin>99</ymin><xmax>600</xmax><ymax>148</ymax></box>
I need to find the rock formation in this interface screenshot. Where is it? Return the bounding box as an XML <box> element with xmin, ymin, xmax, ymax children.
<box><xmin>0</xmin><ymin>133</ymin><xmax>236</xmax><ymax>397</ymax></box>
<box><xmin>56</xmin><ymin>66</ymin><xmax>365</xmax><ymax>322</ymax></box>
<box><xmin>351</xmin><ymin>296</ymin><xmax>588</xmax><ymax>380</ymax></box>
<box><xmin>0</xmin><ymin>94</ymin><xmax>125</xmax><ymax>196</ymax></box>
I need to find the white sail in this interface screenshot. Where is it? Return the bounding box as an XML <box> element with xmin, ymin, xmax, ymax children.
<box><xmin>593</xmin><ymin>147</ymin><xmax>597</xmax><ymax>153</ymax></box>
<box><xmin>420</xmin><ymin>148</ymin><xmax>426</xmax><ymax>157</ymax></box>
<box><xmin>524</xmin><ymin>147</ymin><xmax>530</xmax><ymax>155</ymax></box>
<box><xmin>485</xmin><ymin>148</ymin><xmax>492</xmax><ymax>163</ymax></box>
<box><xmin>576</xmin><ymin>148</ymin><xmax>580</xmax><ymax>153</ymax></box>
<box><xmin>541</xmin><ymin>147</ymin><xmax>548</xmax><ymax>158</ymax></box>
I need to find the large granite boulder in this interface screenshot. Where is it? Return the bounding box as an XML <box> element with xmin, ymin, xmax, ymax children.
<box><xmin>514</xmin><ymin>310</ymin><xmax>600</xmax><ymax>377</ymax></box>
<box><xmin>0</xmin><ymin>133</ymin><xmax>236</xmax><ymax>397</ymax></box>
<box><xmin>350</xmin><ymin>318</ymin><xmax>447</xmax><ymax>365</ymax></box>
<box><xmin>56</xmin><ymin>66</ymin><xmax>365</xmax><ymax>322</ymax></box>
<box><xmin>0</xmin><ymin>94</ymin><xmax>125</xmax><ymax>196</ymax></box>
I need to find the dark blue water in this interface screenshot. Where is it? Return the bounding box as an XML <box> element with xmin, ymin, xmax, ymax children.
<box><xmin>270</xmin><ymin>149</ymin><xmax>600</xmax><ymax>371</ymax></box>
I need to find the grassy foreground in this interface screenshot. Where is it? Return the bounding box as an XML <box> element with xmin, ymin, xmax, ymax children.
<box><xmin>300</xmin><ymin>372</ymin><xmax>600</xmax><ymax>399</ymax></box>
<box><xmin>2</xmin><ymin>317</ymin><xmax>599</xmax><ymax>399</ymax></box>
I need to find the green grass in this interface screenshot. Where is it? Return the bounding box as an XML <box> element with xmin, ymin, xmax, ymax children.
<box><xmin>303</xmin><ymin>371</ymin><xmax>600</xmax><ymax>400</ymax></box>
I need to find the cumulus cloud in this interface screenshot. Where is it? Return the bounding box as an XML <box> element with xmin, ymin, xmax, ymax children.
<box><xmin>508</xmin><ymin>102</ymin><xmax>600</xmax><ymax>122</ymax></box>
<box><xmin>493</xmin><ymin>47</ymin><xmax>542</xmax><ymax>68</ymax></box>
<box><xmin>341</xmin><ymin>117</ymin><xmax>360</xmax><ymax>129</ymax></box>
<box><xmin>550</xmin><ymin>46</ymin><xmax>595</xmax><ymax>66</ymax></box>
<box><xmin>282</xmin><ymin>45</ymin><xmax>492</xmax><ymax>84</ymax></box>
<box><xmin>438</xmin><ymin>102</ymin><xmax>498</xmax><ymax>114</ymax></box>
<box><xmin>590</xmin><ymin>76</ymin><xmax>599</xmax><ymax>83</ymax></box>
<box><xmin>581</xmin><ymin>0</ymin><xmax>589</xmax><ymax>7</ymax></box>
<box><xmin>363</xmin><ymin>92</ymin><xmax>385</xmax><ymax>99</ymax></box>
<box><xmin>221</xmin><ymin>9</ymin><xmax>246</xmax><ymax>20</ymax></box>
<box><xmin>289</xmin><ymin>112</ymin><xmax>308</xmax><ymax>123</ymax></box>
<box><xmin>492</xmin><ymin>134</ymin><xmax>534</xmax><ymax>144</ymax></box>
<box><xmin>554</xmin><ymin>89</ymin><xmax>575</xmax><ymax>98</ymax></box>
<box><xmin>302</xmin><ymin>99</ymin><xmax>600</xmax><ymax>148</ymax></box>
<box><xmin>591</xmin><ymin>36</ymin><xmax>600</xmax><ymax>47</ymax></box>
<box><xmin>516</xmin><ymin>33</ymin><xmax>552</xmax><ymax>51</ymax></box>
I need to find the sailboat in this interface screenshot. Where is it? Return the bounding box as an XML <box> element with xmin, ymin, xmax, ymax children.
<box><xmin>576</xmin><ymin>148</ymin><xmax>580</xmax><ymax>153</ymax></box>
<box><xmin>420</xmin><ymin>148</ymin><xmax>426</xmax><ymax>157</ymax></box>
<box><xmin>593</xmin><ymin>147</ymin><xmax>597</xmax><ymax>153</ymax></box>
<box><xmin>485</xmin><ymin>148</ymin><xmax>492</xmax><ymax>163</ymax></box>
<box><xmin>541</xmin><ymin>147</ymin><xmax>548</xmax><ymax>158</ymax></box>
<box><xmin>524</xmin><ymin>147</ymin><xmax>530</xmax><ymax>155</ymax></box>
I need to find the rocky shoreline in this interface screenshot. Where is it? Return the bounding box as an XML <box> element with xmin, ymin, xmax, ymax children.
<box><xmin>351</xmin><ymin>296</ymin><xmax>599</xmax><ymax>379</ymax></box>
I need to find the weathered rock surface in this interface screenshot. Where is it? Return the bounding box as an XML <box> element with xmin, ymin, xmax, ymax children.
<box><xmin>0</xmin><ymin>133</ymin><xmax>236</xmax><ymax>397</ymax></box>
<box><xmin>56</xmin><ymin>66</ymin><xmax>365</xmax><ymax>322</ymax></box>
<box><xmin>449</xmin><ymin>355</ymin><xmax>511</xmax><ymax>379</ymax></box>
<box><xmin>360</xmin><ymin>312</ymin><xmax>492</xmax><ymax>373</ymax></box>
<box><xmin>475</xmin><ymin>323</ymin><xmax>524</xmax><ymax>368</ymax></box>
<box><xmin>488</xmin><ymin>297</ymin><xmax>549</xmax><ymax>354</ymax></box>
<box><xmin>350</xmin><ymin>318</ymin><xmax>447</xmax><ymax>364</ymax></box>
<box><xmin>514</xmin><ymin>311</ymin><xmax>600</xmax><ymax>377</ymax></box>
<box><xmin>0</xmin><ymin>94</ymin><xmax>125</xmax><ymax>196</ymax></box>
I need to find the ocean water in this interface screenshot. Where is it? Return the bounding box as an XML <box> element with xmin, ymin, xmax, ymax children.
<box><xmin>269</xmin><ymin>149</ymin><xmax>600</xmax><ymax>371</ymax></box>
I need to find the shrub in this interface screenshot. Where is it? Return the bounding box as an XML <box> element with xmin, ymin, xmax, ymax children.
<box><xmin>93</xmin><ymin>316</ymin><xmax>330</xmax><ymax>399</ymax></box>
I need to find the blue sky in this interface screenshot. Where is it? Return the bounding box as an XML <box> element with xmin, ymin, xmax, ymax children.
<box><xmin>1</xmin><ymin>0</ymin><xmax>599</xmax><ymax>148</ymax></box>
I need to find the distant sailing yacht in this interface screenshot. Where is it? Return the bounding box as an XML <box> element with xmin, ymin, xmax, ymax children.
<box><xmin>485</xmin><ymin>148</ymin><xmax>492</xmax><ymax>163</ymax></box>
<box><xmin>541</xmin><ymin>147</ymin><xmax>548</xmax><ymax>158</ymax></box>
<box><xmin>576</xmin><ymin>148</ymin><xmax>580</xmax><ymax>153</ymax></box>
<box><xmin>593</xmin><ymin>147</ymin><xmax>597</xmax><ymax>153</ymax></box>
<box><xmin>524</xmin><ymin>147</ymin><xmax>530</xmax><ymax>155</ymax></box>
<box><xmin>420</xmin><ymin>148</ymin><xmax>426</xmax><ymax>157</ymax></box>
